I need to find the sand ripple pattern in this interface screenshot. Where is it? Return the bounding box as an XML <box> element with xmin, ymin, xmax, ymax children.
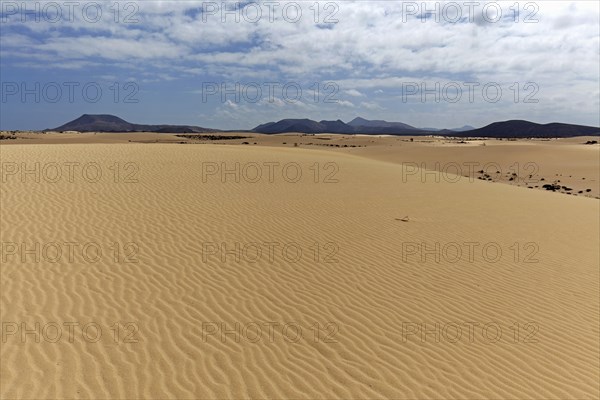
<box><xmin>1</xmin><ymin>144</ymin><xmax>598</xmax><ymax>399</ymax></box>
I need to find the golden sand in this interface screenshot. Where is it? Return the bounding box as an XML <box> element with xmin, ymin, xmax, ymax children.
<box><xmin>1</xmin><ymin>139</ymin><xmax>598</xmax><ymax>398</ymax></box>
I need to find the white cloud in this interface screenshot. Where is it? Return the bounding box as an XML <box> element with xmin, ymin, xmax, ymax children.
<box><xmin>1</xmin><ymin>1</ymin><xmax>599</xmax><ymax>128</ymax></box>
<box><xmin>224</xmin><ymin>99</ymin><xmax>239</xmax><ymax>109</ymax></box>
<box><xmin>336</xmin><ymin>100</ymin><xmax>355</xmax><ymax>108</ymax></box>
<box><xmin>361</xmin><ymin>101</ymin><xmax>383</xmax><ymax>111</ymax></box>
<box><xmin>345</xmin><ymin>89</ymin><xmax>363</xmax><ymax>97</ymax></box>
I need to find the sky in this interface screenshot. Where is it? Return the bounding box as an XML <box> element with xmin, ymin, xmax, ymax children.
<box><xmin>1</xmin><ymin>0</ymin><xmax>599</xmax><ymax>130</ymax></box>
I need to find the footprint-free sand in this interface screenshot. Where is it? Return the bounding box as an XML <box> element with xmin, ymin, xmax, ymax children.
<box><xmin>1</xmin><ymin>141</ymin><xmax>598</xmax><ymax>399</ymax></box>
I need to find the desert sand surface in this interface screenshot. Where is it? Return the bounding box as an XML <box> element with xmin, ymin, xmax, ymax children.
<box><xmin>1</xmin><ymin>138</ymin><xmax>599</xmax><ymax>399</ymax></box>
<box><xmin>3</xmin><ymin>131</ymin><xmax>599</xmax><ymax>197</ymax></box>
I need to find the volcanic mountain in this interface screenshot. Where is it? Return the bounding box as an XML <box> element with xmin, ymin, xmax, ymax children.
<box><xmin>51</xmin><ymin>115</ymin><xmax>599</xmax><ymax>138</ymax></box>
<box><xmin>253</xmin><ymin>117</ymin><xmax>599</xmax><ymax>137</ymax></box>
<box><xmin>452</xmin><ymin>120</ymin><xmax>600</xmax><ymax>138</ymax></box>
<box><xmin>253</xmin><ymin>118</ymin><xmax>424</xmax><ymax>135</ymax></box>
<box><xmin>52</xmin><ymin>114</ymin><xmax>218</xmax><ymax>133</ymax></box>
<box><xmin>347</xmin><ymin>117</ymin><xmax>419</xmax><ymax>131</ymax></box>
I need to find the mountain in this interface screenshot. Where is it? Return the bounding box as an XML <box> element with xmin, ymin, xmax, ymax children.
<box><xmin>253</xmin><ymin>118</ymin><xmax>425</xmax><ymax>135</ymax></box>
<box><xmin>452</xmin><ymin>120</ymin><xmax>600</xmax><ymax>138</ymax></box>
<box><xmin>52</xmin><ymin>115</ymin><xmax>599</xmax><ymax>138</ymax></box>
<box><xmin>253</xmin><ymin>118</ymin><xmax>599</xmax><ymax>137</ymax></box>
<box><xmin>348</xmin><ymin>117</ymin><xmax>418</xmax><ymax>130</ymax></box>
<box><xmin>420</xmin><ymin>125</ymin><xmax>475</xmax><ymax>132</ymax></box>
<box><xmin>450</xmin><ymin>125</ymin><xmax>475</xmax><ymax>132</ymax></box>
<box><xmin>52</xmin><ymin>114</ymin><xmax>218</xmax><ymax>133</ymax></box>
<box><xmin>53</xmin><ymin>114</ymin><xmax>134</xmax><ymax>131</ymax></box>
<box><xmin>253</xmin><ymin>119</ymin><xmax>327</xmax><ymax>134</ymax></box>
<box><xmin>319</xmin><ymin>119</ymin><xmax>353</xmax><ymax>132</ymax></box>
<box><xmin>253</xmin><ymin>117</ymin><xmax>476</xmax><ymax>135</ymax></box>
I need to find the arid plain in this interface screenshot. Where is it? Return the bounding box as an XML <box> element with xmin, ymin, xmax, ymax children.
<box><xmin>1</xmin><ymin>132</ymin><xmax>599</xmax><ymax>399</ymax></box>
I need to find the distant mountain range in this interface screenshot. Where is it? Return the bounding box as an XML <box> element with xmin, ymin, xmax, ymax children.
<box><xmin>450</xmin><ymin>120</ymin><xmax>600</xmax><ymax>138</ymax></box>
<box><xmin>348</xmin><ymin>117</ymin><xmax>418</xmax><ymax>131</ymax></box>
<box><xmin>254</xmin><ymin>118</ymin><xmax>423</xmax><ymax>135</ymax></box>
<box><xmin>52</xmin><ymin>114</ymin><xmax>217</xmax><ymax>133</ymax></box>
<box><xmin>252</xmin><ymin>118</ymin><xmax>599</xmax><ymax>137</ymax></box>
<box><xmin>51</xmin><ymin>115</ymin><xmax>599</xmax><ymax>138</ymax></box>
<box><xmin>253</xmin><ymin>117</ymin><xmax>600</xmax><ymax>138</ymax></box>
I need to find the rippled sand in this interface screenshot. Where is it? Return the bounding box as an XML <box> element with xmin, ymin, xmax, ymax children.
<box><xmin>1</xmin><ymin>143</ymin><xmax>598</xmax><ymax>398</ymax></box>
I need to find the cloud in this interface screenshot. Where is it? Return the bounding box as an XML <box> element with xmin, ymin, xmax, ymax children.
<box><xmin>361</xmin><ymin>101</ymin><xmax>383</xmax><ymax>111</ymax></box>
<box><xmin>1</xmin><ymin>0</ymin><xmax>599</xmax><ymax>130</ymax></box>
<box><xmin>224</xmin><ymin>99</ymin><xmax>239</xmax><ymax>109</ymax></box>
<box><xmin>345</xmin><ymin>89</ymin><xmax>363</xmax><ymax>97</ymax></box>
<box><xmin>336</xmin><ymin>100</ymin><xmax>355</xmax><ymax>108</ymax></box>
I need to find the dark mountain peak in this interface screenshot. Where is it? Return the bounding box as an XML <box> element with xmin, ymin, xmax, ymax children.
<box><xmin>348</xmin><ymin>117</ymin><xmax>370</xmax><ymax>125</ymax></box>
<box><xmin>319</xmin><ymin>119</ymin><xmax>350</xmax><ymax>130</ymax></box>
<box><xmin>251</xmin><ymin>119</ymin><xmax>326</xmax><ymax>134</ymax></box>
<box><xmin>253</xmin><ymin>118</ymin><xmax>425</xmax><ymax>135</ymax></box>
<box><xmin>488</xmin><ymin>119</ymin><xmax>535</xmax><ymax>127</ymax></box>
<box><xmin>347</xmin><ymin>117</ymin><xmax>418</xmax><ymax>131</ymax></box>
<box><xmin>54</xmin><ymin>114</ymin><xmax>135</xmax><ymax>132</ymax></box>
<box><xmin>455</xmin><ymin>120</ymin><xmax>599</xmax><ymax>138</ymax></box>
<box><xmin>81</xmin><ymin>114</ymin><xmax>126</xmax><ymax>121</ymax></box>
<box><xmin>52</xmin><ymin>114</ymin><xmax>217</xmax><ymax>133</ymax></box>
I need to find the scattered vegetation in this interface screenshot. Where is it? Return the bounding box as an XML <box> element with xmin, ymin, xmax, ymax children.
<box><xmin>303</xmin><ymin>142</ymin><xmax>364</xmax><ymax>148</ymax></box>
<box><xmin>542</xmin><ymin>184</ymin><xmax>561</xmax><ymax>191</ymax></box>
<box><xmin>175</xmin><ymin>134</ymin><xmax>249</xmax><ymax>141</ymax></box>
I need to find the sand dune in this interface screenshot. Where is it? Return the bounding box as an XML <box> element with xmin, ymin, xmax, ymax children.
<box><xmin>4</xmin><ymin>132</ymin><xmax>598</xmax><ymax>198</ymax></box>
<box><xmin>1</xmin><ymin>143</ymin><xmax>598</xmax><ymax>398</ymax></box>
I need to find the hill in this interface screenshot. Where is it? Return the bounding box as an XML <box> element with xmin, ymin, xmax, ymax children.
<box><xmin>254</xmin><ymin>118</ymin><xmax>599</xmax><ymax>137</ymax></box>
<box><xmin>454</xmin><ymin>120</ymin><xmax>599</xmax><ymax>138</ymax></box>
<box><xmin>253</xmin><ymin>118</ymin><xmax>425</xmax><ymax>135</ymax></box>
<box><xmin>52</xmin><ymin>114</ymin><xmax>218</xmax><ymax>133</ymax></box>
<box><xmin>348</xmin><ymin>117</ymin><xmax>418</xmax><ymax>131</ymax></box>
<box><xmin>51</xmin><ymin>115</ymin><xmax>599</xmax><ymax>138</ymax></box>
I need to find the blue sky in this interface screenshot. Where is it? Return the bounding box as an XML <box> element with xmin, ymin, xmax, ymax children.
<box><xmin>1</xmin><ymin>1</ymin><xmax>599</xmax><ymax>130</ymax></box>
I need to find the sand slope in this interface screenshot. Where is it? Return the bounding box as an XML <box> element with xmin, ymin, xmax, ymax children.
<box><xmin>1</xmin><ymin>143</ymin><xmax>598</xmax><ymax>399</ymax></box>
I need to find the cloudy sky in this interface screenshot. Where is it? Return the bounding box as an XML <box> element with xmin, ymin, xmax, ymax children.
<box><xmin>1</xmin><ymin>1</ymin><xmax>598</xmax><ymax>130</ymax></box>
